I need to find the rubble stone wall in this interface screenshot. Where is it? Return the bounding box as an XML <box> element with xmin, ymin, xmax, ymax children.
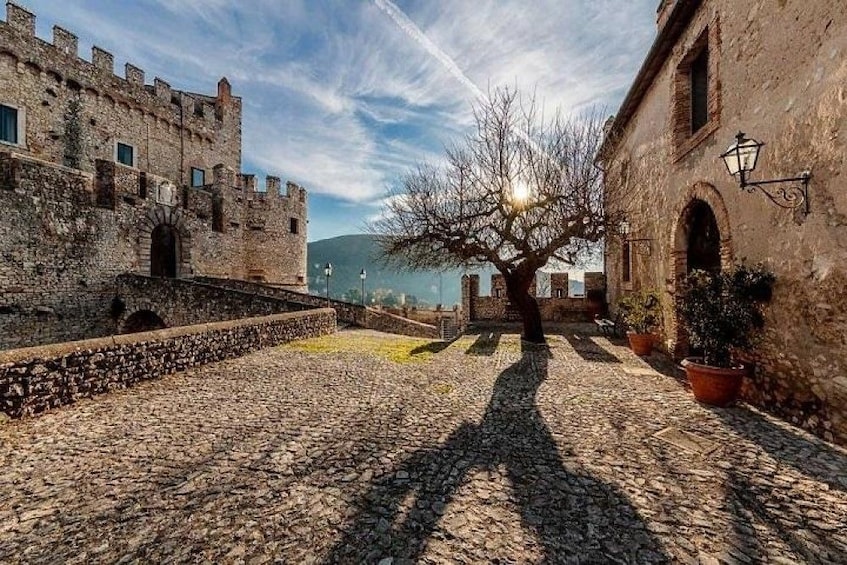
<box><xmin>0</xmin><ymin>152</ymin><xmax>308</xmax><ymax>350</ymax></box>
<box><xmin>115</xmin><ymin>274</ymin><xmax>315</xmax><ymax>331</ymax></box>
<box><xmin>192</xmin><ymin>276</ymin><xmax>440</xmax><ymax>338</ymax></box>
<box><xmin>0</xmin><ymin>309</ymin><xmax>336</xmax><ymax>418</ymax></box>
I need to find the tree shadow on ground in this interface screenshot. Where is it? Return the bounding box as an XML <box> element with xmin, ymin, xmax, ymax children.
<box><xmin>326</xmin><ymin>341</ymin><xmax>668</xmax><ymax>563</ymax></box>
<box><xmin>409</xmin><ymin>340</ymin><xmax>452</xmax><ymax>356</ymax></box>
<box><xmin>724</xmin><ymin>466</ymin><xmax>847</xmax><ymax>563</ymax></box>
<box><xmin>710</xmin><ymin>404</ymin><xmax>847</xmax><ymax>493</ymax></box>
<box><xmin>464</xmin><ymin>331</ymin><xmax>501</xmax><ymax>356</ymax></box>
<box><xmin>560</xmin><ymin>332</ymin><xmax>622</xmax><ymax>364</ymax></box>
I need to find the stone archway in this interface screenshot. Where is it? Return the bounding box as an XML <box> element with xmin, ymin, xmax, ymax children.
<box><xmin>667</xmin><ymin>182</ymin><xmax>734</xmax><ymax>357</ymax></box>
<box><xmin>138</xmin><ymin>205</ymin><xmax>192</xmax><ymax>277</ymax></box>
<box><xmin>122</xmin><ymin>309</ymin><xmax>167</xmax><ymax>333</ymax></box>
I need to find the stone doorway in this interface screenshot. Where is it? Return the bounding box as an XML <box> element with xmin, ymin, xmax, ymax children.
<box><xmin>685</xmin><ymin>199</ymin><xmax>722</xmax><ymax>274</ymax></box>
<box><xmin>150</xmin><ymin>224</ymin><xmax>179</xmax><ymax>278</ymax></box>
<box><xmin>669</xmin><ymin>183</ymin><xmax>734</xmax><ymax>358</ymax></box>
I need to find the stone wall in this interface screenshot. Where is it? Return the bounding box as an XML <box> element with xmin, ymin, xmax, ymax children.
<box><xmin>601</xmin><ymin>0</ymin><xmax>847</xmax><ymax>444</ymax></box>
<box><xmin>0</xmin><ymin>151</ymin><xmax>308</xmax><ymax>350</ymax></box>
<box><xmin>193</xmin><ymin>276</ymin><xmax>441</xmax><ymax>339</ymax></box>
<box><xmin>361</xmin><ymin>308</ymin><xmax>439</xmax><ymax>339</ymax></box>
<box><xmin>0</xmin><ymin>309</ymin><xmax>336</xmax><ymax>418</ymax></box>
<box><xmin>462</xmin><ymin>273</ymin><xmax>602</xmax><ymax>324</ymax></box>
<box><xmin>115</xmin><ymin>274</ymin><xmax>315</xmax><ymax>331</ymax></box>
<box><xmin>0</xmin><ymin>2</ymin><xmax>241</xmax><ymax>183</ymax></box>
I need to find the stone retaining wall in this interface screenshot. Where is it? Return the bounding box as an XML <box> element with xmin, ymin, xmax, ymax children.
<box><xmin>0</xmin><ymin>309</ymin><xmax>336</xmax><ymax>418</ymax></box>
<box><xmin>193</xmin><ymin>276</ymin><xmax>365</xmax><ymax>324</ymax></box>
<box><xmin>362</xmin><ymin>308</ymin><xmax>439</xmax><ymax>339</ymax></box>
<box><xmin>116</xmin><ymin>274</ymin><xmax>314</xmax><ymax>330</ymax></box>
<box><xmin>194</xmin><ymin>276</ymin><xmax>440</xmax><ymax>338</ymax></box>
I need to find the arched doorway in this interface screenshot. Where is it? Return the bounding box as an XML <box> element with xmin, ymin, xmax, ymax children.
<box><xmin>123</xmin><ymin>310</ymin><xmax>166</xmax><ymax>333</ymax></box>
<box><xmin>685</xmin><ymin>199</ymin><xmax>721</xmax><ymax>274</ymax></box>
<box><xmin>150</xmin><ymin>224</ymin><xmax>179</xmax><ymax>278</ymax></box>
<box><xmin>669</xmin><ymin>185</ymin><xmax>733</xmax><ymax>358</ymax></box>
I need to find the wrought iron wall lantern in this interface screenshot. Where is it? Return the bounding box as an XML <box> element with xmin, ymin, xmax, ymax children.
<box><xmin>720</xmin><ymin>132</ymin><xmax>811</xmax><ymax>214</ymax></box>
<box><xmin>618</xmin><ymin>220</ymin><xmax>652</xmax><ymax>255</ymax></box>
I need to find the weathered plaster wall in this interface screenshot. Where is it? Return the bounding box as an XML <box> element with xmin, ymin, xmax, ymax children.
<box><xmin>603</xmin><ymin>0</ymin><xmax>847</xmax><ymax>443</ymax></box>
<box><xmin>0</xmin><ymin>309</ymin><xmax>336</xmax><ymax>419</ymax></box>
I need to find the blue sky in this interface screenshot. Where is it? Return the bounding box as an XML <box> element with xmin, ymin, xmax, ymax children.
<box><xmin>26</xmin><ymin>0</ymin><xmax>656</xmax><ymax>242</ymax></box>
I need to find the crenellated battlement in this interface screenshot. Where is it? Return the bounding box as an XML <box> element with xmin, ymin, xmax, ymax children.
<box><xmin>1</xmin><ymin>1</ymin><xmax>239</xmax><ymax>138</ymax></box>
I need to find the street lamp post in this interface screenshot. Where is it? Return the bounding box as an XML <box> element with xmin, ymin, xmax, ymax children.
<box><xmin>359</xmin><ymin>268</ymin><xmax>366</xmax><ymax>306</ymax></box>
<box><xmin>324</xmin><ymin>262</ymin><xmax>332</xmax><ymax>305</ymax></box>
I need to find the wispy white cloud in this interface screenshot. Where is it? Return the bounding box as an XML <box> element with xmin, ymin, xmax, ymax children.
<box><xmin>21</xmin><ymin>0</ymin><xmax>657</xmax><ymax>234</ymax></box>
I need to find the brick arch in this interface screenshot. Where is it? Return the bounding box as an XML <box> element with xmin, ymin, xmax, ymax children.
<box><xmin>138</xmin><ymin>205</ymin><xmax>192</xmax><ymax>277</ymax></box>
<box><xmin>666</xmin><ymin>181</ymin><xmax>734</xmax><ymax>357</ymax></box>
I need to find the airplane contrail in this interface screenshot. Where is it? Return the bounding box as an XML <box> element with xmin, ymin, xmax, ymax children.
<box><xmin>373</xmin><ymin>0</ymin><xmax>568</xmax><ymax>181</ymax></box>
<box><xmin>373</xmin><ymin>0</ymin><xmax>487</xmax><ymax>103</ymax></box>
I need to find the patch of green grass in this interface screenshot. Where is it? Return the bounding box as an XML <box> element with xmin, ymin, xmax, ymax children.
<box><xmin>284</xmin><ymin>334</ymin><xmax>449</xmax><ymax>364</ymax></box>
<box><xmin>431</xmin><ymin>382</ymin><xmax>454</xmax><ymax>395</ymax></box>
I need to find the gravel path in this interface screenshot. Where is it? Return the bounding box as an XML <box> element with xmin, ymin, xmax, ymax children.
<box><xmin>1</xmin><ymin>327</ymin><xmax>845</xmax><ymax>564</ymax></box>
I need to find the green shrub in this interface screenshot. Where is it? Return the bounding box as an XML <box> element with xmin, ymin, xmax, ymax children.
<box><xmin>618</xmin><ymin>289</ymin><xmax>661</xmax><ymax>334</ymax></box>
<box><xmin>676</xmin><ymin>263</ymin><xmax>775</xmax><ymax>368</ymax></box>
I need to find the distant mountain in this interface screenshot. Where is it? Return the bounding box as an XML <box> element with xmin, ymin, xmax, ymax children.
<box><xmin>306</xmin><ymin>235</ymin><xmax>467</xmax><ymax>306</ymax></box>
<box><xmin>307</xmin><ymin>234</ymin><xmax>586</xmax><ymax>305</ymax></box>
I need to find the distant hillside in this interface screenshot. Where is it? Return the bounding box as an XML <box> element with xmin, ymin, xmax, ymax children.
<box><xmin>307</xmin><ymin>235</ymin><xmax>465</xmax><ymax>306</ymax></box>
<box><xmin>307</xmin><ymin>234</ymin><xmax>584</xmax><ymax>305</ymax></box>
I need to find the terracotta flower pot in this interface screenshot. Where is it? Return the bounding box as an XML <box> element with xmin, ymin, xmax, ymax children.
<box><xmin>681</xmin><ymin>357</ymin><xmax>746</xmax><ymax>407</ymax></box>
<box><xmin>627</xmin><ymin>332</ymin><xmax>653</xmax><ymax>356</ymax></box>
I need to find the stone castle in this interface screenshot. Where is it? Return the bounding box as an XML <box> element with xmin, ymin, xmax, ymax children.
<box><xmin>0</xmin><ymin>2</ymin><xmax>308</xmax><ymax>349</ymax></box>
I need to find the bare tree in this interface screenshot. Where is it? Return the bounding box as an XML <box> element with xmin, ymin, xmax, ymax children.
<box><xmin>373</xmin><ymin>87</ymin><xmax>612</xmax><ymax>343</ymax></box>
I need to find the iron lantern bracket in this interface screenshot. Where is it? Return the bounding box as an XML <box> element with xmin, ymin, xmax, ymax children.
<box><xmin>738</xmin><ymin>169</ymin><xmax>811</xmax><ymax>214</ymax></box>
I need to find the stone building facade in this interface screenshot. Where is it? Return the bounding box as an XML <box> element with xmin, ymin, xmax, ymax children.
<box><xmin>601</xmin><ymin>0</ymin><xmax>847</xmax><ymax>443</ymax></box>
<box><xmin>0</xmin><ymin>2</ymin><xmax>308</xmax><ymax>349</ymax></box>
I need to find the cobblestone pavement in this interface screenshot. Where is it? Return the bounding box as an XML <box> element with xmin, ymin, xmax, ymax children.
<box><xmin>2</xmin><ymin>327</ymin><xmax>846</xmax><ymax>564</ymax></box>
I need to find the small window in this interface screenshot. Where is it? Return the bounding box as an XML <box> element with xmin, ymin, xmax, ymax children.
<box><xmin>290</xmin><ymin>217</ymin><xmax>299</xmax><ymax>234</ymax></box>
<box><xmin>0</xmin><ymin>104</ymin><xmax>19</xmax><ymax>144</ymax></box>
<box><xmin>690</xmin><ymin>49</ymin><xmax>709</xmax><ymax>133</ymax></box>
<box><xmin>116</xmin><ymin>142</ymin><xmax>134</xmax><ymax>167</ymax></box>
<box><xmin>494</xmin><ymin>288</ymin><xmax>502</xmax><ymax>299</ymax></box>
<box><xmin>622</xmin><ymin>241</ymin><xmax>632</xmax><ymax>283</ymax></box>
<box><xmin>555</xmin><ymin>289</ymin><xmax>564</xmax><ymax>298</ymax></box>
<box><xmin>191</xmin><ymin>167</ymin><xmax>205</xmax><ymax>187</ymax></box>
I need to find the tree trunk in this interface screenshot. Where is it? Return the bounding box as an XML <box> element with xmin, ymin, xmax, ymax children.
<box><xmin>505</xmin><ymin>272</ymin><xmax>545</xmax><ymax>343</ymax></box>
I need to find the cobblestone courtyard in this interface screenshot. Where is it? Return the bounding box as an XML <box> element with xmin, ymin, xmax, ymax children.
<box><xmin>1</xmin><ymin>327</ymin><xmax>845</xmax><ymax>564</ymax></box>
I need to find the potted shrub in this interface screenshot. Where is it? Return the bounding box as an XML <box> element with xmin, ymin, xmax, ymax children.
<box><xmin>617</xmin><ymin>289</ymin><xmax>661</xmax><ymax>356</ymax></box>
<box><xmin>676</xmin><ymin>263</ymin><xmax>775</xmax><ymax>406</ymax></box>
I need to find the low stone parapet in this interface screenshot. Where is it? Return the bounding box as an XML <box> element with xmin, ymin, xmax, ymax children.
<box><xmin>0</xmin><ymin>309</ymin><xmax>336</xmax><ymax>419</ymax></box>
<box><xmin>362</xmin><ymin>308</ymin><xmax>439</xmax><ymax>339</ymax></box>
